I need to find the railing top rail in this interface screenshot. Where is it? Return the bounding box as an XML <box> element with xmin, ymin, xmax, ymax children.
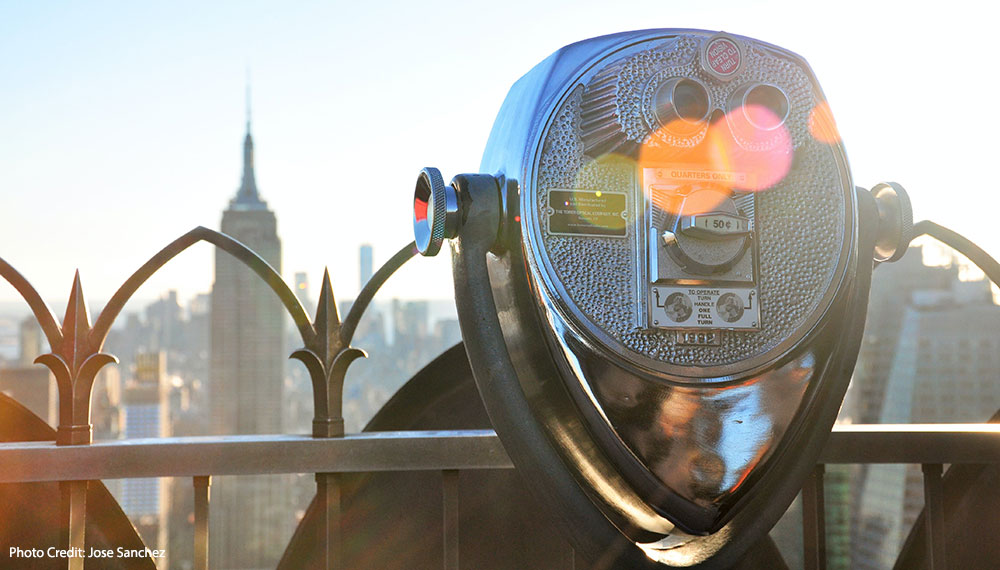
<box><xmin>832</xmin><ymin>423</ymin><xmax>1000</xmax><ymax>433</ymax></box>
<box><xmin>0</xmin><ymin>429</ymin><xmax>512</xmax><ymax>483</ymax></box>
<box><xmin>1</xmin><ymin>424</ymin><xmax>998</xmax><ymax>484</ymax></box>
<box><xmin>822</xmin><ymin>423</ymin><xmax>1000</xmax><ymax>464</ymax></box>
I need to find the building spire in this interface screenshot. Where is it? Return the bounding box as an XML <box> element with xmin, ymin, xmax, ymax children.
<box><xmin>245</xmin><ymin>68</ymin><xmax>252</xmax><ymax>133</ymax></box>
<box><xmin>232</xmin><ymin>73</ymin><xmax>266</xmax><ymax>210</ymax></box>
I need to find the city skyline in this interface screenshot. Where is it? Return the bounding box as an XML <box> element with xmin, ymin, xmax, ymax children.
<box><xmin>0</xmin><ymin>134</ymin><xmax>996</xmax><ymax>569</ymax></box>
<box><xmin>2</xmin><ymin>1</ymin><xmax>1000</xmax><ymax>308</ymax></box>
<box><xmin>0</xmin><ymin>121</ymin><xmax>466</xmax><ymax>567</ymax></box>
<box><xmin>3</xmin><ymin>6</ymin><xmax>999</xmax><ymax>564</ymax></box>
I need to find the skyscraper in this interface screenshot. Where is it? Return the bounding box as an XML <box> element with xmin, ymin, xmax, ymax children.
<box><xmin>121</xmin><ymin>352</ymin><xmax>171</xmax><ymax>565</ymax></box>
<box><xmin>209</xmin><ymin>115</ymin><xmax>290</xmax><ymax>569</ymax></box>
<box><xmin>837</xmin><ymin>247</ymin><xmax>956</xmax><ymax>567</ymax></box>
<box><xmin>359</xmin><ymin>243</ymin><xmax>373</xmax><ymax>290</ymax></box>
<box><xmin>0</xmin><ymin>317</ymin><xmax>56</xmax><ymax>426</ymax></box>
<box><xmin>840</xmin><ymin>247</ymin><xmax>956</xmax><ymax>425</ymax></box>
<box><xmin>211</xmin><ymin>116</ymin><xmax>284</xmax><ymax>436</ymax></box>
<box><xmin>847</xmin><ymin>256</ymin><xmax>1000</xmax><ymax>569</ymax></box>
<box><xmin>294</xmin><ymin>271</ymin><xmax>313</xmax><ymax>316</ymax></box>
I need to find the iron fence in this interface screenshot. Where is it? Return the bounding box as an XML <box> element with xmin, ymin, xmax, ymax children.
<box><xmin>1</xmin><ymin>228</ymin><xmax>997</xmax><ymax>570</ymax></box>
<box><xmin>0</xmin><ymin>426</ymin><xmax>998</xmax><ymax>569</ymax></box>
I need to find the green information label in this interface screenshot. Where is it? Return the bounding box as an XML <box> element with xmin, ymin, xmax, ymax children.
<box><xmin>548</xmin><ymin>190</ymin><xmax>627</xmax><ymax>237</ymax></box>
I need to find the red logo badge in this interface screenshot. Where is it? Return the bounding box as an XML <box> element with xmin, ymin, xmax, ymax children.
<box><xmin>705</xmin><ymin>37</ymin><xmax>742</xmax><ymax>77</ymax></box>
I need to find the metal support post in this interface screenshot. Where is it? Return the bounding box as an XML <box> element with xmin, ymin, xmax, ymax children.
<box><xmin>443</xmin><ymin>469</ymin><xmax>460</xmax><ymax>570</ymax></box>
<box><xmin>922</xmin><ymin>463</ymin><xmax>947</xmax><ymax>570</ymax></box>
<box><xmin>193</xmin><ymin>476</ymin><xmax>211</xmax><ymax>570</ymax></box>
<box><xmin>60</xmin><ymin>480</ymin><xmax>88</xmax><ymax>570</ymax></box>
<box><xmin>802</xmin><ymin>464</ymin><xmax>826</xmax><ymax>570</ymax></box>
<box><xmin>316</xmin><ymin>473</ymin><xmax>342</xmax><ymax>570</ymax></box>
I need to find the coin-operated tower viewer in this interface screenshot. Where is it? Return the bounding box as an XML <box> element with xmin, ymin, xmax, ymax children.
<box><xmin>411</xmin><ymin>29</ymin><xmax>913</xmax><ymax>569</ymax></box>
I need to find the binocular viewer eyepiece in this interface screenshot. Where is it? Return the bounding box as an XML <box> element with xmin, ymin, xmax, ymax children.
<box><xmin>412</xmin><ymin>29</ymin><xmax>912</xmax><ymax>568</ymax></box>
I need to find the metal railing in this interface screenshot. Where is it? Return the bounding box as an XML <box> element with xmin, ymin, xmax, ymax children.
<box><xmin>812</xmin><ymin>423</ymin><xmax>1000</xmax><ymax>570</ymax></box>
<box><xmin>3</xmin><ymin>229</ymin><xmax>999</xmax><ymax>569</ymax></box>
<box><xmin>0</xmin><ymin>226</ymin><xmax>422</xmax><ymax>570</ymax></box>
<box><xmin>0</xmin><ymin>430</ymin><xmax>511</xmax><ymax>570</ymax></box>
<box><xmin>0</xmin><ymin>425</ymin><xmax>999</xmax><ymax>569</ymax></box>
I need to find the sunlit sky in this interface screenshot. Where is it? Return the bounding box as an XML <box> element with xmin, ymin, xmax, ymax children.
<box><xmin>1</xmin><ymin>0</ymin><xmax>998</xmax><ymax>314</ymax></box>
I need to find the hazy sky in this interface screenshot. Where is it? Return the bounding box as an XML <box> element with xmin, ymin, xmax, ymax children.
<box><xmin>1</xmin><ymin>1</ymin><xmax>997</xmax><ymax>315</ymax></box>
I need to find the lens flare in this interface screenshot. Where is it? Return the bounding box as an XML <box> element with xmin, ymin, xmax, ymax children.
<box><xmin>725</xmin><ymin>103</ymin><xmax>793</xmax><ymax>190</ymax></box>
<box><xmin>808</xmin><ymin>100</ymin><xmax>841</xmax><ymax>144</ymax></box>
<box><xmin>639</xmin><ymin>107</ymin><xmax>793</xmax><ymax>216</ymax></box>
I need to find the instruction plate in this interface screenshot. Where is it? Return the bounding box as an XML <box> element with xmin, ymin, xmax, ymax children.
<box><xmin>650</xmin><ymin>286</ymin><xmax>759</xmax><ymax>330</ymax></box>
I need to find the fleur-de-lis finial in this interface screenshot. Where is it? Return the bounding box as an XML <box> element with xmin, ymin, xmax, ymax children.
<box><xmin>34</xmin><ymin>271</ymin><xmax>118</xmax><ymax>445</ymax></box>
<box><xmin>292</xmin><ymin>268</ymin><xmax>365</xmax><ymax>438</ymax></box>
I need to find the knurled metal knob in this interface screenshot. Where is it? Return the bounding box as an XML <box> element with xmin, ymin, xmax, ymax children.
<box><xmin>870</xmin><ymin>182</ymin><xmax>913</xmax><ymax>263</ymax></box>
<box><xmin>413</xmin><ymin>167</ymin><xmax>460</xmax><ymax>257</ymax></box>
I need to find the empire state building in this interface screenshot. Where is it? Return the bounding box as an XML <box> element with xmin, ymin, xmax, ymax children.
<box><xmin>210</xmin><ymin>117</ymin><xmax>284</xmax><ymax>435</ymax></box>
<box><xmin>209</xmin><ymin>116</ymin><xmax>290</xmax><ymax>568</ymax></box>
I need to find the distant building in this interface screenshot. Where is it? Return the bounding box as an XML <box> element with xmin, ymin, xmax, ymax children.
<box><xmin>341</xmin><ymin>298</ymin><xmax>463</xmax><ymax>432</ymax></box>
<box><xmin>392</xmin><ymin>299</ymin><xmax>428</xmax><ymax>342</ymax></box>
<box><xmin>840</xmin><ymin>247</ymin><xmax>957</xmax><ymax>425</ymax></box>
<box><xmin>144</xmin><ymin>290</ymin><xmax>183</xmax><ymax>352</ymax></box>
<box><xmin>91</xmin><ymin>365</ymin><xmax>122</xmax><ymax>441</ymax></box>
<box><xmin>0</xmin><ymin>317</ymin><xmax>56</xmax><ymax>426</ymax></box>
<box><xmin>211</xmin><ymin>118</ymin><xmax>285</xmax><ymax>435</ymax></box>
<box><xmin>849</xmin><ymin>260</ymin><xmax>1000</xmax><ymax>569</ymax></box>
<box><xmin>209</xmin><ymin>116</ymin><xmax>291</xmax><ymax>569</ymax></box>
<box><xmin>824</xmin><ymin>465</ymin><xmax>852</xmax><ymax>569</ymax></box>
<box><xmin>433</xmin><ymin>318</ymin><xmax>461</xmax><ymax>351</ymax></box>
<box><xmin>18</xmin><ymin>316</ymin><xmax>42</xmax><ymax>366</ymax></box>
<box><xmin>286</xmin><ymin>271</ymin><xmax>314</xmax><ymax>434</ymax></box>
<box><xmin>834</xmin><ymin>247</ymin><xmax>955</xmax><ymax>568</ymax></box>
<box><xmin>294</xmin><ymin>271</ymin><xmax>313</xmax><ymax>316</ymax></box>
<box><xmin>359</xmin><ymin>244</ymin><xmax>373</xmax><ymax>290</ymax></box>
<box><xmin>183</xmin><ymin>293</ymin><xmax>211</xmax><ymax>390</ymax></box>
<box><xmin>121</xmin><ymin>352</ymin><xmax>171</xmax><ymax>565</ymax></box>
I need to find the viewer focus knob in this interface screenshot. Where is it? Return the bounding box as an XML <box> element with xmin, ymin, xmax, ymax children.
<box><xmin>870</xmin><ymin>182</ymin><xmax>913</xmax><ymax>263</ymax></box>
<box><xmin>413</xmin><ymin>167</ymin><xmax>460</xmax><ymax>257</ymax></box>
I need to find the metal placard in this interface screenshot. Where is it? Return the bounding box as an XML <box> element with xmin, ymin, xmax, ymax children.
<box><xmin>650</xmin><ymin>285</ymin><xmax>759</xmax><ymax>330</ymax></box>
<box><xmin>547</xmin><ymin>189</ymin><xmax>627</xmax><ymax>237</ymax></box>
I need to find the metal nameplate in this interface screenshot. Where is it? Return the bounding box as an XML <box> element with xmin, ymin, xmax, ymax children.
<box><xmin>675</xmin><ymin>330</ymin><xmax>722</xmax><ymax>346</ymax></box>
<box><xmin>547</xmin><ymin>189</ymin><xmax>627</xmax><ymax>237</ymax></box>
<box><xmin>650</xmin><ymin>286</ymin><xmax>759</xmax><ymax>330</ymax></box>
